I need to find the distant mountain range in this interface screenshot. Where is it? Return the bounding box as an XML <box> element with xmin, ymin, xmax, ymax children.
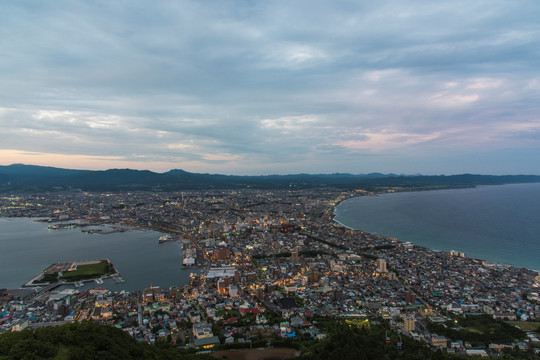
<box><xmin>1</xmin><ymin>163</ymin><xmax>539</xmax><ymax>192</ymax></box>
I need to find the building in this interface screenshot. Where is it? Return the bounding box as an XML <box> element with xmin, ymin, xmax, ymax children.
<box><xmin>403</xmin><ymin>317</ymin><xmax>415</xmax><ymax>332</ymax></box>
<box><xmin>11</xmin><ymin>319</ymin><xmax>29</xmax><ymax>332</ymax></box>
<box><xmin>255</xmin><ymin>286</ymin><xmax>264</xmax><ymax>299</ymax></box>
<box><xmin>493</xmin><ymin>312</ymin><xmax>517</xmax><ymax>320</ymax></box>
<box><xmin>193</xmin><ymin>336</ymin><xmax>221</xmax><ymax>351</ymax></box>
<box><xmin>213</xmin><ymin>247</ymin><xmax>231</xmax><ymax>261</ymax></box>
<box><xmin>376</xmin><ymin>258</ymin><xmax>387</xmax><ymax>273</ymax></box>
<box><xmin>465</xmin><ymin>349</ymin><xmax>488</xmax><ymax>357</ymax></box>
<box><xmin>229</xmin><ymin>284</ymin><xmax>238</xmax><ymax>297</ymax></box>
<box><xmin>405</xmin><ymin>291</ymin><xmax>416</xmax><ymax>303</ymax></box>
<box><xmin>193</xmin><ymin>322</ymin><xmax>213</xmax><ymax>339</ymax></box>
<box><xmin>291</xmin><ymin>246</ymin><xmax>301</xmax><ymax>262</ymax></box>
<box><xmin>281</xmin><ymin>223</ymin><xmax>296</xmax><ymax>233</ymax></box>
<box><xmin>217</xmin><ymin>279</ymin><xmax>227</xmax><ymax>294</ymax></box>
<box><xmin>142</xmin><ymin>286</ymin><xmax>165</xmax><ymax>303</ymax></box>
<box><xmin>206</xmin><ymin>267</ymin><xmax>237</xmax><ymax>279</ymax></box>
<box><xmin>431</xmin><ymin>335</ymin><xmax>448</xmax><ymax>349</ymax></box>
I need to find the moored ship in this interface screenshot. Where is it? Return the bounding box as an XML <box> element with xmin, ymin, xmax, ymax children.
<box><xmin>158</xmin><ymin>234</ymin><xmax>175</xmax><ymax>243</ymax></box>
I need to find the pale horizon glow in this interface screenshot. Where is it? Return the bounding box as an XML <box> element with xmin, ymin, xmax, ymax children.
<box><xmin>1</xmin><ymin>1</ymin><xmax>539</xmax><ymax>175</ymax></box>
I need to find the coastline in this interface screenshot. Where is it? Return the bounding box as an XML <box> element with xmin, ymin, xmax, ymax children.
<box><xmin>331</xmin><ymin>184</ymin><xmax>540</xmax><ymax>273</ymax></box>
<box><xmin>332</xmin><ymin>215</ymin><xmax>539</xmax><ymax>274</ymax></box>
<box><xmin>332</xmin><ymin>217</ymin><xmax>354</xmax><ymax>231</ymax></box>
<box><xmin>0</xmin><ymin>217</ymin><xmax>193</xmax><ymax>291</ymax></box>
<box><xmin>2</xmin><ymin>186</ymin><xmax>540</xmax><ymax>354</ymax></box>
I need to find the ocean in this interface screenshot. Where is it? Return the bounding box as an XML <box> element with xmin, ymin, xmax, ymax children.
<box><xmin>333</xmin><ymin>182</ymin><xmax>540</xmax><ymax>271</ymax></box>
<box><xmin>0</xmin><ymin>218</ymin><xmax>194</xmax><ymax>290</ymax></box>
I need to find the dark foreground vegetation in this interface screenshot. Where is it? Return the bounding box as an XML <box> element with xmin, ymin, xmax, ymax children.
<box><xmin>1</xmin><ymin>321</ymin><xmax>539</xmax><ymax>360</ymax></box>
<box><xmin>427</xmin><ymin>315</ymin><xmax>526</xmax><ymax>345</ymax></box>
<box><xmin>298</xmin><ymin>321</ymin><xmax>539</xmax><ymax>360</ymax></box>
<box><xmin>0</xmin><ymin>321</ymin><xmax>209</xmax><ymax>360</ymax></box>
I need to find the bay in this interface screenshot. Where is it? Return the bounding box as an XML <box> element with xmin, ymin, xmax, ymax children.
<box><xmin>0</xmin><ymin>218</ymin><xmax>194</xmax><ymax>290</ymax></box>
<box><xmin>334</xmin><ymin>182</ymin><xmax>540</xmax><ymax>271</ymax></box>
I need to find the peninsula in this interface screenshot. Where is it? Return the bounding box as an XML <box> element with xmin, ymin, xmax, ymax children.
<box><xmin>25</xmin><ymin>259</ymin><xmax>118</xmax><ymax>287</ymax></box>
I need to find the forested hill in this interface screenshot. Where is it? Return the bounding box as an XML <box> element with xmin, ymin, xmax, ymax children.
<box><xmin>0</xmin><ymin>321</ymin><xmax>208</xmax><ymax>360</ymax></box>
<box><xmin>1</xmin><ymin>321</ymin><xmax>535</xmax><ymax>360</ymax></box>
<box><xmin>1</xmin><ymin>164</ymin><xmax>539</xmax><ymax>192</ymax></box>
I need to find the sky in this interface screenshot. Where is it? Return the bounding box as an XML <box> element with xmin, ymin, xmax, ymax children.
<box><xmin>1</xmin><ymin>1</ymin><xmax>539</xmax><ymax>175</ymax></box>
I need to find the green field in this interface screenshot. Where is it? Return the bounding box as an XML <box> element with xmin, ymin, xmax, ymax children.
<box><xmin>345</xmin><ymin>319</ymin><xmax>370</xmax><ymax>327</ymax></box>
<box><xmin>507</xmin><ymin>321</ymin><xmax>540</xmax><ymax>332</ymax></box>
<box><xmin>61</xmin><ymin>260</ymin><xmax>115</xmax><ymax>281</ymax></box>
<box><xmin>464</xmin><ymin>327</ymin><xmax>484</xmax><ymax>334</ymax></box>
<box><xmin>427</xmin><ymin>314</ymin><xmax>526</xmax><ymax>344</ymax></box>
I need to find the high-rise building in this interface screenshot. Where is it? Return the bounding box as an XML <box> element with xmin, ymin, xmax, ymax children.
<box><xmin>404</xmin><ymin>318</ymin><xmax>415</xmax><ymax>332</ymax></box>
<box><xmin>291</xmin><ymin>246</ymin><xmax>300</xmax><ymax>262</ymax></box>
<box><xmin>217</xmin><ymin>279</ymin><xmax>227</xmax><ymax>294</ymax></box>
<box><xmin>376</xmin><ymin>258</ymin><xmax>387</xmax><ymax>272</ymax></box>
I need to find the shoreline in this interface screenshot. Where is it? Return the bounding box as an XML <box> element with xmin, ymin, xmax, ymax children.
<box><xmin>332</xmin><ymin>215</ymin><xmax>539</xmax><ymax>274</ymax></box>
<box><xmin>331</xmin><ymin>185</ymin><xmax>540</xmax><ymax>274</ymax></box>
<box><xmin>0</xmin><ymin>217</ymin><xmax>193</xmax><ymax>291</ymax></box>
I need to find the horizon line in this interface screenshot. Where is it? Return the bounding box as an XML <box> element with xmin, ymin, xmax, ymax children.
<box><xmin>2</xmin><ymin>163</ymin><xmax>540</xmax><ymax>178</ymax></box>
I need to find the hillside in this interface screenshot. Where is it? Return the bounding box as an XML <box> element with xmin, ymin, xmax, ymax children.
<box><xmin>1</xmin><ymin>164</ymin><xmax>539</xmax><ymax>192</ymax></box>
<box><xmin>0</xmin><ymin>321</ymin><xmax>208</xmax><ymax>360</ymax></box>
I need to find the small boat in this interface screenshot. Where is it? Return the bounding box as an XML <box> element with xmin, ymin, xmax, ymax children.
<box><xmin>158</xmin><ymin>234</ymin><xmax>174</xmax><ymax>243</ymax></box>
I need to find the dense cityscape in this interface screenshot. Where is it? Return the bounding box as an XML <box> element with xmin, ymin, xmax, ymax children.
<box><xmin>3</xmin><ymin>0</ymin><xmax>540</xmax><ymax>357</ymax></box>
<box><xmin>1</xmin><ymin>188</ymin><xmax>540</xmax><ymax>358</ymax></box>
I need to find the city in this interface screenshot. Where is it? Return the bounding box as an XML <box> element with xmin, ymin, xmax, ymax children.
<box><xmin>1</xmin><ymin>189</ymin><xmax>539</xmax><ymax>357</ymax></box>
<box><xmin>2</xmin><ymin>0</ymin><xmax>540</xmax><ymax>358</ymax></box>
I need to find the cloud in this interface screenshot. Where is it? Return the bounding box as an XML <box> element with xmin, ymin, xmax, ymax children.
<box><xmin>260</xmin><ymin>115</ymin><xmax>321</xmax><ymax>132</ymax></box>
<box><xmin>429</xmin><ymin>93</ymin><xmax>480</xmax><ymax>106</ymax></box>
<box><xmin>1</xmin><ymin>0</ymin><xmax>539</xmax><ymax>174</ymax></box>
<box><xmin>467</xmin><ymin>78</ymin><xmax>503</xmax><ymax>89</ymax></box>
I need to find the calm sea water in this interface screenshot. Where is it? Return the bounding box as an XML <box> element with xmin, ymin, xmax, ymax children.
<box><xmin>0</xmin><ymin>218</ymin><xmax>194</xmax><ymax>290</ymax></box>
<box><xmin>334</xmin><ymin>183</ymin><xmax>540</xmax><ymax>271</ymax></box>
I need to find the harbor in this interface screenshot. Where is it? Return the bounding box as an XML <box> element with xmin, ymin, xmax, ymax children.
<box><xmin>1</xmin><ymin>217</ymin><xmax>194</xmax><ymax>291</ymax></box>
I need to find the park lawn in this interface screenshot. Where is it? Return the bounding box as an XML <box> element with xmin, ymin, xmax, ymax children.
<box><xmin>507</xmin><ymin>321</ymin><xmax>540</xmax><ymax>332</ymax></box>
<box><xmin>61</xmin><ymin>260</ymin><xmax>112</xmax><ymax>281</ymax></box>
<box><xmin>464</xmin><ymin>327</ymin><xmax>484</xmax><ymax>334</ymax></box>
<box><xmin>345</xmin><ymin>319</ymin><xmax>370</xmax><ymax>327</ymax></box>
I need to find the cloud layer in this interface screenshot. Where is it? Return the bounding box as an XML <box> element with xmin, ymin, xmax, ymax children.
<box><xmin>1</xmin><ymin>0</ymin><xmax>539</xmax><ymax>174</ymax></box>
